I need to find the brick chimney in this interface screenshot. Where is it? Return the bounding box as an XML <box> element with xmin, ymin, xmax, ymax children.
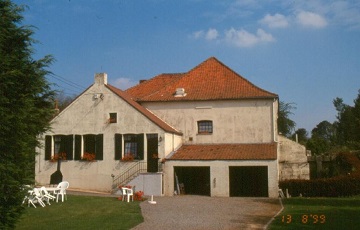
<box><xmin>95</xmin><ymin>73</ymin><xmax>108</xmax><ymax>85</ymax></box>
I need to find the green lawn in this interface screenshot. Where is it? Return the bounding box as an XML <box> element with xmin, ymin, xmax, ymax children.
<box><xmin>269</xmin><ymin>196</ymin><xmax>360</xmax><ymax>229</ymax></box>
<box><xmin>16</xmin><ymin>195</ymin><xmax>143</xmax><ymax>230</ymax></box>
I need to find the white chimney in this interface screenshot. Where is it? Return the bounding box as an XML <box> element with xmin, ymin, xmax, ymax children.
<box><xmin>95</xmin><ymin>73</ymin><xmax>108</xmax><ymax>85</ymax></box>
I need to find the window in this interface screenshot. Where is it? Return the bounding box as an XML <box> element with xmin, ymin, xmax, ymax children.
<box><xmin>109</xmin><ymin>113</ymin><xmax>117</xmax><ymax>123</ymax></box>
<box><xmin>83</xmin><ymin>134</ymin><xmax>103</xmax><ymax>160</ymax></box>
<box><xmin>123</xmin><ymin>134</ymin><xmax>144</xmax><ymax>160</ymax></box>
<box><xmin>74</xmin><ymin>134</ymin><xmax>103</xmax><ymax>160</ymax></box>
<box><xmin>44</xmin><ymin>135</ymin><xmax>74</xmax><ymax>160</ymax></box>
<box><xmin>197</xmin><ymin>120</ymin><xmax>213</xmax><ymax>134</ymax></box>
<box><xmin>124</xmin><ymin>134</ymin><xmax>138</xmax><ymax>158</ymax></box>
<box><xmin>54</xmin><ymin>135</ymin><xmax>74</xmax><ymax>160</ymax></box>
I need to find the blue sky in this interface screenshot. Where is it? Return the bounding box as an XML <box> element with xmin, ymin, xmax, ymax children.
<box><xmin>13</xmin><ymin>0</ymin><xmax>360</xmax><ymax>134</ymax></box>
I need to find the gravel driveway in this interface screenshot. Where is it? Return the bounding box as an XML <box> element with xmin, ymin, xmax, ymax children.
<box><xmin>132</xmin><ymin>196</ymin><xmax>282</xmax><ymax>230</ymax></box>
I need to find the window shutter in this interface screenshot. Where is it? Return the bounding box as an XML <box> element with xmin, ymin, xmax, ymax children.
<box><xmin>114</xmin><ymin>134</ymin><xmax>122</xmax><ymax>160</ymax></box>
<box><xmin>65</xmin><ymin>135</ymin><xmax>74</xmax><ymax>160</ymax></box>
<box><xmin>96</xmin><ymin>134</ymin><xmax>103</xmax><ymax>160</ymax></box>
<box><xmin>45</xmin><ymin>135</ymin><xmax>52</xmax><ymax>160</ymax></box>
<box><xmin>75</xmin><ymin>135</ymin><xmax>82</xmax><ymax>160</ymax></box>
<box><xmin>137</xmin><ymin>134</ymin><xmax>144</xmax><ymax>160</ymax></box>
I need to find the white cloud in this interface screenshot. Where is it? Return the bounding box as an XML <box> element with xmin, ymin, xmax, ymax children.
<box><xmin>205</xmin><ymin>28</ymin><xmax>219</xmax><ymax>40</ymax></box>
<box><xmin>256</xmin><ymin>28</ymin><xmax>275</xmax><ymax>42</ymax></box>
<box><xmin>224</xmin><ymin>28</ymin><xmax>275</xmax><ymax>48</ymax></box>
<box><xmin>112</xmin><ymin>78</ymin><xmax>137</xmax><ymax>90</ymax></box>
<box><xmin>192</xmin><ymin>30</ymin><xmax>204</xmax><ymax>39</ymax></box>
<box><xmin>296</xmin><ymin>11</ymin><xmax>327</xmax><ymax>28</ymax></box>
<box><xmin>260</xmin><ymin>13</ymin><xmax>289</xmax><ymax>28</ymax></box>
<box><xmin>191</xmin><ymin>28</ymin><xmax>219</xmax><ymax>40</ymax></box>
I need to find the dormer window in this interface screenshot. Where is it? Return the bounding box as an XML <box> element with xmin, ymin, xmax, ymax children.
<box><xmin>174</xmin><ymin>88</ymin><xmax>187</xmax><ymax>97</ymax></box>
<box><xmin>198</xmin><ymin>120</ymin><xmax>213</xmax><ymax>134</ymax></box>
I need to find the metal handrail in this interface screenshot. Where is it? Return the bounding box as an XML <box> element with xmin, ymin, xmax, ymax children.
<box><xmin>112</xmin><ymin>161</ymin><xmax>147</xmax><ymax>189</ymax></box>
<box><xmin>112</xmin><ymin>161</ymin><xmax>164</xmax><ymax>192</ymax></box>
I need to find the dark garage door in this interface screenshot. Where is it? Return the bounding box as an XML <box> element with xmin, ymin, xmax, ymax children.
<box><xmin>229</xmin><ymin>166</ymin><xmax>268</xmax><ymax>197</ymax></box>
<box><xmin>174</xmin><ymin>166</ymin><xmax>210</xmax><ymax>196</ymax></box>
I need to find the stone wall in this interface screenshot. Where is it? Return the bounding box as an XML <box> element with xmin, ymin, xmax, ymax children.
<box><xmin>278</xmin><ymin>135</ymin><xmax>310</xmax><ymax>180</ymax></box>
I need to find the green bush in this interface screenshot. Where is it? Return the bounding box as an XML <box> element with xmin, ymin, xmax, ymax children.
<box><xmin>280</xmin><ymin>152</ymin><xmax>360</xmax><ymax>197</ymax></box>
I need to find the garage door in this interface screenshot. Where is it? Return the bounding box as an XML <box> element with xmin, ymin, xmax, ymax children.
<box><xmin>174</xmin><ymin>166</ymin><xmax>210</xmax><ymax>196</ymax></box>
<box><xmin>229</xmin><ymin>166</ymin><xmax>268</xmax><ymax>197</ymax></box>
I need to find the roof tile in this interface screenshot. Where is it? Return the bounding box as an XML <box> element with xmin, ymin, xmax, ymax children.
<box><xmin>168</xmin><ymin>143</ymin><xmax>277</xmax><ymax>160</ymax></box>
<box><xmin>126</xmin><ymin>57</ymin><xmax>277</xmax><ymax>101</ymax></box>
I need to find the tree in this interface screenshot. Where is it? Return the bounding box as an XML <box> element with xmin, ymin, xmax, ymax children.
<box><xmin>291</xmin><ymin>128</ymin><xmax>308</xmax><ymax>145</ymax></box>
<box><xmin>306</xmin><ymin>121</ymin><xmax>335</xmax><ymax>155</ymax></box>
<box><xmin>55</xmin><ymin>91</ymin><xmax>76</xmax><ymax>111</ymax></box>
<box><xmin>0</xmin><ymin>1</ymin><xmax>55</xmax><ymax>228</ymax></box>
<box><xmin>311</xmin><ymin>120</ymin><xmax>336</xmax><ymax>143</ymax></box>
<box><xmin>278</xmin><ymin>101</ymin><xmax>296</xmax><ymax>137</ymax></box>
<box><xmin>333</xmin><ymin>90</ymin><xmax>360</xmax><ymax>149</ymax></box>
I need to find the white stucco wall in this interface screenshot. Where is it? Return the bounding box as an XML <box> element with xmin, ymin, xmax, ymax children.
<box><xmin>141</xmin><ymin>99</ymin><xmax>276</xmax><ymax>144</ymax></box>
<box><xmin>35</xmin><ymin>75</ymin><xmax>181</xmax><ymax>192</ymax></box>
<box><xmin>163</xmin><ymin>159</ymin><xmax>279</xmax><ymax>198</ymax></box>
<box><xmin>127</xmin><ymin>173</ymin><xmax>163</xmax><ymax>196</ymax></box>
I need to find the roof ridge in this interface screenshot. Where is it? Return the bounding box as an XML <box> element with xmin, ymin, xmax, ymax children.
<box><xmin>126</xmin><ymin>56</ymin><xmax>277</xmax><ymax>101</ymax></box>
<box><xmin>188</xmin><ymin>57</ymin><xmax>277</xmax><ymax>97</ymax></box>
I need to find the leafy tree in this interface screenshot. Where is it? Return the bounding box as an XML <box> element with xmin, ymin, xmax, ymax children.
<box><xmin>311</xmin><ymin>120</ymin><xmax>336</xmax><ymax>143</ymax></box>
<box><xmin>291</xmin><ymin>128</ymin><xmax>308</xmax><ymax>145</ymax></box>
<box><xmin>278</xmin><ymin>101</ymin><xmax>296</xmax><ymax>137</ymax></box>
<box><xmin>306</xmin><ymin>120</ymin><xmax>335</xmax><ymax>155</ymax></box>
<box><xmin>0</xmin><ymin>1</ymin><xmax>55</xmax><ymax>228</ymax></box>
<box><xmin>306</xmin><ymin>138</ymin><xmax>331</xmax><ymax>155</ymax></box>
<box><xmin>333</xmin><ymin>90</ymin><xmax>360</xmax><ymax>149</ymax></box>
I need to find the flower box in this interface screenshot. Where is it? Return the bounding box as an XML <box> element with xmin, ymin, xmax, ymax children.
<box><xmin>81</xmin><ymin>152</ymin><xmax>96</xmax><ymax>161</ymax></box>
<box><xmin>50</xmin><ymin>152</ymin><xmax>66</xmax><ymax>162</ymax></box>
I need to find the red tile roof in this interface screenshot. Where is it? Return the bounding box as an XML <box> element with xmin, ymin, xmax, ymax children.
<box><xmin>168</xmin><ymin>143</ymin><xmax>278</xmax><ymax>160</ymax></box>
<box><xmin>126</xmin><ymin>73</ymin><xmax>184</xmax><ymax>101</ymax></box>
<box><xmin>126</xmin><ymin>57</ymin><xmax>277</xmax><ymax>101</ymax></box>
<box><xmin>106</xmin><ymin>84</ymin><xmax>182</xmax><ymax>135</ymax></box>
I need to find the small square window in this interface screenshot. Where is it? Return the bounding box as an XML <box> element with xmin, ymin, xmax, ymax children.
<box><xmin>198</xmin><ymin>120</ymin><xmax>213</xmax><ymax>134</ymax></box>
<box><xmin>109</xmin><ymin>113</ymin><xmax>117</xmax><ymax>123</ymax></box>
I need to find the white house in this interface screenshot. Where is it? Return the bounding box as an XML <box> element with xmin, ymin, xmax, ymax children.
<box><xmin>35</xmin><ymin>57</ymin><xmax>309</xmax><ymax>198</ymax></box>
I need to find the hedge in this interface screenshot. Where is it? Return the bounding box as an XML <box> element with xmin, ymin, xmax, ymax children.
<box><xmin>279</xmin><ymin>152</ymin><xmax>360</xmax><ymax>197</ymax></box>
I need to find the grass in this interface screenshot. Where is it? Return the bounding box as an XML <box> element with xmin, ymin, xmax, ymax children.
<box><xmin>15</xmin><ymin>195</ymin><xmax>143</xmax><ymax>230</ymax></box>
<box><xmin>269</xmin><ymin>196</ymin><xmax>360</xmax><ymax>229</ymax></box>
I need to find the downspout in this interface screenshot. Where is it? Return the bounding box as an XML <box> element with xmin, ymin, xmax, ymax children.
<box><xmin>273</xmin><ymin>98</ymin><xmax>278</xmax><ymax>142</ymax></box>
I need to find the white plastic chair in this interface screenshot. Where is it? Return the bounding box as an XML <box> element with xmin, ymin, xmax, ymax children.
<box><xmin>121</xmin><ymin>187</ymin><xmax>128</xmax><ymax>202</ymax></box>
<box><xmin>126</xmin><ymin>187</ymin><xmax>134</xmax><ymax>202</ymax></box>
<box><xmin>54</xmin><ymin>181</ymin><xmax>69</xmax><ymax>202</ymax></box>
<box><xmin>29</xmin><ymin>188</ymin><xmax>46</xmax><ymax>208</ymax></box>
<box><xmin>40</xmin><ymin>186</ymin><xmax>56</xmax><ymax>205</ymax></box>
<box><xmin>21</xmin><ymin>185</ymin><xmax>33</xmax><ymax>206</ymax></box>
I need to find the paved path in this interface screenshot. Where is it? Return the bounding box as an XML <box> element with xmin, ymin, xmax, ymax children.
<box><xmin>132</xmin><ymin>196</ymin><xmax>282</xmax><ymax>230</ymax></box>
<box><xmin>66</xmin><ymin>190</ymin><xmax>282</xmax><ymax>229</ymax></box>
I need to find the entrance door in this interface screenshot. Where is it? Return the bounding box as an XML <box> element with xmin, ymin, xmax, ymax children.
<box><xmin>147</xmin><ymin>134</ymin><xmax>158</xmax><ymax>172</ymax></box>
<box><xmin>174</xmin><ymin>166</ymin><xmax>210</xmax><ymax>196</ymax></box>
<box><xmin>229</xmin><ymin>166</ymin><xmax>268</xmax><ymax>197</ymax></box>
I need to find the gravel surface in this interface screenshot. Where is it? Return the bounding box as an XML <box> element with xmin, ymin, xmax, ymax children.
<box><xmin>131</xmin><ymin>196</ymin><xmax>282</xmax><ymax>230</ymax></box>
